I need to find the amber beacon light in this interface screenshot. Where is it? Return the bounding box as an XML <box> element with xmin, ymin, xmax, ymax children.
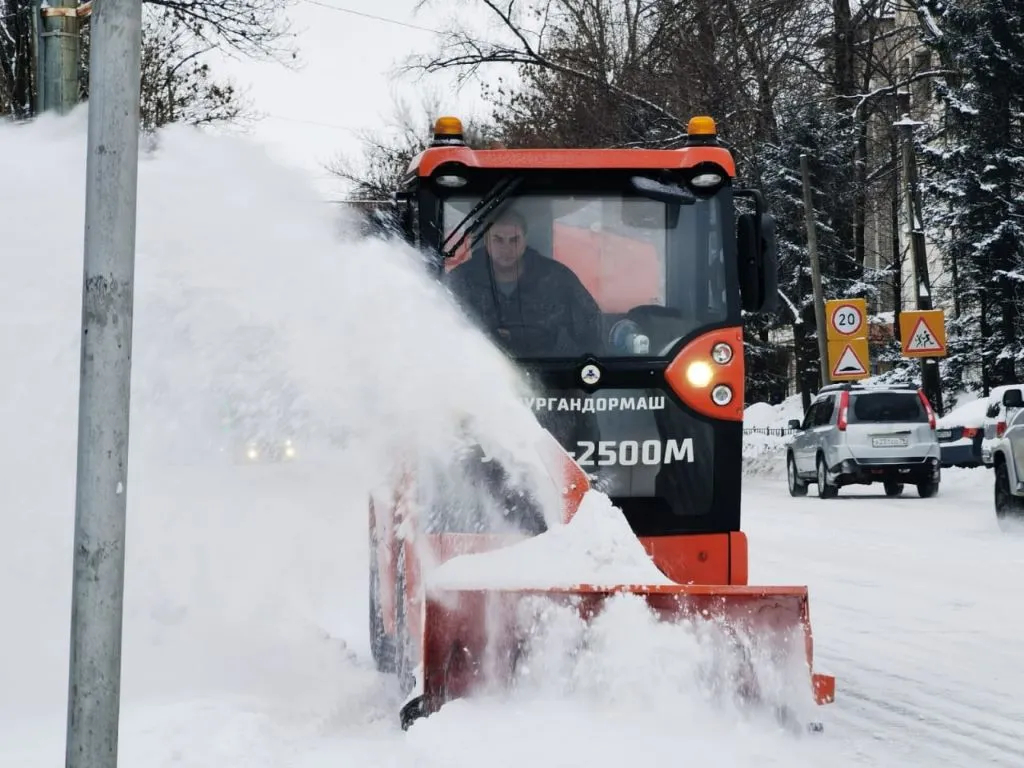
<box><xmin>687</xmin><ymin>116</ymin><xmax>717</xmax><ymax>136</ymax></box>
<box><xmin>431</xmin><ymin>116</ymin><xmax>465</xmax><ymax>146</ymax></box>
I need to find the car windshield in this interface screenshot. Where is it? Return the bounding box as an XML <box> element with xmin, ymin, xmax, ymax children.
<box><xmin>849</xmin><ymin>392</ymin><xmax>927</xmax><ymax>423</ymax></box>
<box><xmin>439</xmin><ymin>191</ymin><xmax>730</xmax><ymax>360</ymax></box>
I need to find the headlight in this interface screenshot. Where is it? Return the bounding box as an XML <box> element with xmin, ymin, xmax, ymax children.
<box><xmin>686</xmin><ymin>361</ymin><xmax>714</xmax><ymax>388</ymax></box>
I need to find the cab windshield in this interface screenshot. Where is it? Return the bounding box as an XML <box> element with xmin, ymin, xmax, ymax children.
<box><xmin>440</xmin><ymin>191</ymin><xmax>732</xmax><ymax>360</ymax></box>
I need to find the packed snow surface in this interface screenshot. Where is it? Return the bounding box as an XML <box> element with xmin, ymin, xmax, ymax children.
<box><xmin>3</xmin><ymin>109</ymin><xmax>1024</xmax><ymax>768</ymax></box>
<box><xmin>427</xmin><ymin>490</ymin><xmax>676</xmax><ymax>590</ymax></box>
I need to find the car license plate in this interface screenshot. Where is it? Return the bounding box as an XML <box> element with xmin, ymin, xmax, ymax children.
<box><xmin>935</xmin><ymin>429</ymin><xmax>952</xmax><ymax>439</ymax></box>
<box><xmin>872</xmin><ymin>436</ymin><xmax>909</xmax><ymax>448</ymax></box>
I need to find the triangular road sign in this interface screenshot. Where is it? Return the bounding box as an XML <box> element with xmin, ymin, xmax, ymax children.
<box><xmin>832</xmin><ymin>344</ymin><xmax>867</xmax><ymax>377</ymax></box>
<box><xmin>905</xmin><ymin>316</ymin><xmax>945</xmax><ymax>353</ymax></box>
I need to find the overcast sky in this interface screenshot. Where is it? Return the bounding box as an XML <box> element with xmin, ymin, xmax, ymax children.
<box><xmin>209</xmin><ymin>0</ymin><xmax>509</xmax><ymax>200</ymax></box>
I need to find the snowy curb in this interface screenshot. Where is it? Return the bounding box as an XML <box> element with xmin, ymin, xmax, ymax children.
<box><xmin>743</xmin><ymin>433</ymin><xmax>788</xmax><ymax>479</ymax></box>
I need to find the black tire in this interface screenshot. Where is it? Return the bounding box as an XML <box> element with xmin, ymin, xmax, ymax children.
<box><xmin>994</xmin><ymin>461</ymin><xmax>1024</xmax><ymax>529</ymax></box>
<box><xmin>816</xmin><ymin>455</ymin><xmax>838</xmax><ymax>499</ymax></box>
<box><xmin>916</xmin><ymin>479</ymin><xmax>939</xmax><ymax>498</ymax></box>
<box><xmin>787</xmin><ymin>453</ymin><xmax>808</xmax><ymax>497</ymax></box>
<box><xmin>369</xmin><ymin>510</ymin><xmax>396</xmax><ymax>674</ymax></box>
<box><xmin>883</xmin><ymin>481</ymin><xmax>904</xmax><ymax>497</ymax></box>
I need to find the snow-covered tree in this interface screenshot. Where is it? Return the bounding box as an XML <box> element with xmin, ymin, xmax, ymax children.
<box><xmin>913</xmin><ymin>0</ymin><xmax>1024</xmax><ymax>390</ymax></box>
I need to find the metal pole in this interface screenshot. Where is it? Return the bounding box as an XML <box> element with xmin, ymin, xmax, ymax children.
<box><xmin>39</xmin><ymin>0</ymin><xmax>81</xmax><ymax>113</ymax></box>
<box><xmin>800</xmin><ymin>153</ymin><xmax>831</xmax><ymax>387</ymax></box>
<box><xmin>897</xmin><ymin>116</ymin><xmax>944</xmax><ymax>416</ymax></box>
<box><xmin>66</xmin><ymin>0</ymin><xmax>143</xmax><ymax>766</ymax></box>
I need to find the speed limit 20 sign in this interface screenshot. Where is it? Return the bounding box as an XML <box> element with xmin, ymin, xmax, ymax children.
<box><xmin>825</xmin><ymin>298</ymin><xmax>866</xmax><ymax>340</ymax></box>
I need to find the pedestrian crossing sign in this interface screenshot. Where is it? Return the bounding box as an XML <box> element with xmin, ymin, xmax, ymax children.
<box><xmin>899</xmin><ymin>310</ymin><xmax>947</xmax><ymax>358</ymax></box>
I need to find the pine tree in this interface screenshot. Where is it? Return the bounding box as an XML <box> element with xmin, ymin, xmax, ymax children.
<box><xmin>915</xmin><ymin>0</ymin><xmax>1024</xmax><ymax>391</ymax></box>
<box><xmin>743</xmin><ymin>96</ymin><xmax>864</xmax><ymax>405</ymax></box>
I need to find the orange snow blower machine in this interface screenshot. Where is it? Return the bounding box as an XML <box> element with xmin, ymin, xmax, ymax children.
<box><xmin>366</xmin><ymin>115</ymin><xmax>835</xmax><ymax>731</ymax></box>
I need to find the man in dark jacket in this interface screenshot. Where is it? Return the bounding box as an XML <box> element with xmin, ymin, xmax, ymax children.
<box><xmin>444</xmin><ymin>208</ymin><xmax>604</xmax><ymax>454</ymax></box>
<box><xmin>444</xmin><ymin>209</ymin><xmax>604</xmax><ymax>359</ymax></box>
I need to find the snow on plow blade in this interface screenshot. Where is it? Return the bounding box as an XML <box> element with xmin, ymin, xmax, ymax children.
<box><xmin>400</xmin><ymin>583</ymin><xmax>835</xmax><ymax>729</ymax></box>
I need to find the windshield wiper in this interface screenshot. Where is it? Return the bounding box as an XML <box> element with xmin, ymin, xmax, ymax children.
<box><xmin>441</xmin><ymin>174</ymin><xmax>524</xmax><ymax>261</ymax></box>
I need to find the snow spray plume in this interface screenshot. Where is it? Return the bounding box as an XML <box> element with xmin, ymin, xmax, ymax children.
<box><xmin>3</xmin><ymin>109</ymin><xmax>564</xmax><ymax>524</ymax></box>
<box><xmin>0</xmin><ymin>108</ymin><xmax>571</xmax><ymax>715</ymax></box>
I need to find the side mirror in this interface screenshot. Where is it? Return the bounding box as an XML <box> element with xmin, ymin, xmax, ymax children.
<box><xmin>737</xmin><ymin>212</ymin><xmax>779</xmax><ymax>314</ymax></box>
<box><xmin>1003</xmin><ymin>389</ymin><xmax>1024</xmax><ymax>408</ymax></box>
<box><xmin>788</xmin><ymin>419</ymin><xmax>802</xmax><ymax>430</ymax></box>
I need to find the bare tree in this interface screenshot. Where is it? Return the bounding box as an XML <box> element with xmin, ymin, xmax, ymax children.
<box><xmin>327</xmin><ymin>91</ymin><xmax>497</xmax><ymax>200</ymax></box>
<box><xmin>1</xmin><ymin>0</ymin><xmax>293</xmax><ymax>121</ymax></box>
<box><xmin>76</xmin><ymin>8</ymin><xmax>252</xmax><ymax>131</ymax></box>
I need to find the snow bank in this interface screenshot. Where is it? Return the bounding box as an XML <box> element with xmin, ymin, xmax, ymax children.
<box><xmin>742</xmin><ymin>396</ymin><xmax>802</xmax><ymax>478</ymax></box>
<box><xmin>938</xmin><ymin>393</ymin><xmax>990</xmax><ymax>428</ymax></box>
<box><xmin>745</xmin><ymin>394</ymin><xmax>805</xmax><ymax>430</ymax></box>
<box><xmin>427</xmin><ymin>490</ymin><xmax>675</xmax><ymax>590</ymax></box>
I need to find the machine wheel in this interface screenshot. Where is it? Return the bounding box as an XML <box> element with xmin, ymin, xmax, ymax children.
<box><xmin>816</xmin><ymin>455</ymin><xmax>838</xmax><ymax>499</ymax></box>
<box><xmin>883</xmin><ymin>481</ymin><xmax>904</xmax><ymax>497</ymax></box>
<box><xmin>994</xmin><ymin>461</ymin><xmax>1024</xmax><ymax>529</ymax></box>
<box><xmin>787</xmin><ymin>454</ymin><xmax>808</xmax><ymax>497</ymax></box>
<box><xmin>369</xmin><ymin>507</ymin><xmax>396</xmax><ymax>674</ymax></box>
<box><xmin>916</xmin><ymin>479</ymin><xmax>939</xmax><ymax>498</ymax></box>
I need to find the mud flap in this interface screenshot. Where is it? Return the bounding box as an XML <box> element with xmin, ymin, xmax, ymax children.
<box><xmin>403</xmin><ymin>583</ymin><xmax>834</xmax><ymax>729</ymax></box>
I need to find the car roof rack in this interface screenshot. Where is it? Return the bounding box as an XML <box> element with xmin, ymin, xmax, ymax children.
<box><xmin>816</xmin><ymin>382</ymin><xmax>920</xmax><ymax>394</ymax></box>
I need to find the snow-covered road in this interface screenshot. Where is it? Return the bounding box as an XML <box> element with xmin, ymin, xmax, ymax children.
<box><xmin>747</xmin><ymin>468</ymin><xmax>1024</xmax><ymax>766</ymax></box>
<box><xmin>4</xmin><ymin>457</ymin><xmax>1022</xmax><ymax>768</ymax></box>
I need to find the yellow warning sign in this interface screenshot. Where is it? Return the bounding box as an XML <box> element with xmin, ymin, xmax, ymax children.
<box><xmin>828</xmin><ymin>337</ymin><xmax>870</xmax><ymax>381</ymax></box>
<box><xmin>899</xmin><ymin>310</ymin><xmax>947</xmax><ymax>358</ymax></box>
<box><xmin>825</xmin><ymin>298</ymin><xmax>867</xmax><ymax>340</ymax></box>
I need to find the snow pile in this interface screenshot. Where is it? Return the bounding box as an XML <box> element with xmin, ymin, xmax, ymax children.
<box><xmin>743</xmin><ymin>395</ymin><xmax>803</xmax><ymax>477</ymax></box>
<box><xmin>745</xmin><ymin>395</ymin><xmax>805</xmax><ymax>430</ymax></box>
<box><xmin>427</xmin><ymin>490</ymin><xmax>675</xmax><ymax>590</ymax></box>
<box><xmin>503</xmin><ymin>593</ymin><xmax>816</xmax><ymax>727</ymax></box>
<box><xmin>938</xmin><ymin>393</ymin><xmax>989</xmax><ymax>428</ymax></box>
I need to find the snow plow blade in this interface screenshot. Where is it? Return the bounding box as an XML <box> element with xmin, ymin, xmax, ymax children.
<box><xmin>400</xmin><ymin>583</ymin><xmax>835</xmax><ymax>729</ymax></box>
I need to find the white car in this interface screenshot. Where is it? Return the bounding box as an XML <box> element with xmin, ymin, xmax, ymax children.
<box><xmin>980</xmin><ymin>384</ymin><xmax>1024</xmax><ymax>466</ymax></box>
<box><xmin>989</xmin><ymin>388</ymin><xmax>1024</xmax><ymax>530</ymax></box>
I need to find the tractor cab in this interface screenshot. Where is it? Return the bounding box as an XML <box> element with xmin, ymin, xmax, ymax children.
<box><xmin>387</xmin><ymin>115</ymin><xmax>778</xmax><ymax>569</ymax></box>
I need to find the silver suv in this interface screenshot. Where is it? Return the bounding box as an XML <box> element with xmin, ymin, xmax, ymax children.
<box><xmin>785</xmin><ymin>383</ymin><xmax>941</xmax><ymax>499</ymax></box>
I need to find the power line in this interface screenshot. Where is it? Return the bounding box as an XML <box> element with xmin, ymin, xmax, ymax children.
<box><xmin>259</xmin><ymin>112</ymin><xmax>362</xmax><ymax>130</ymax></box>
<box><xmin>299</xmin><ymin>0</ymin><xmax>440</xmax><ymax>34</ymax></box>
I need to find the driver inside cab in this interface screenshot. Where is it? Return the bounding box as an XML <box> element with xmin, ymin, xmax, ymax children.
<box><xmin>444</xmin><ymin>208</ymin><xmax>604</xmax><ymax>358</ymax></box>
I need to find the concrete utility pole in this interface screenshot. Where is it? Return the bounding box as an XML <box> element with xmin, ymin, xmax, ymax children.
<box><xmin>896</xmin><ymin>115</ymin><xmax>944</xmax><ymax>416</ymax></box>
<box><xmin>800</xmin><ymin>153</ymin><xmax>832</xmax><ymax>388</ymax></box>
<box><xmin>37</xmin><ymin>0</ymin><xmax>82</xmax><ymax>113</ymax></box>
<box><xmin>66</xmin><ymin>0</ymin><xmax>143</xmax><ymax>766</ymax></box>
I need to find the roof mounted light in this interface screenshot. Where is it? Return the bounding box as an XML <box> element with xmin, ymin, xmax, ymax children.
<box><xmin>684</xmin><ymin>115</ymin><xmax>718</xmax><ymax>146</ymax></box>
<box><xmin>435</xmin><ymin>174</ymin><xmax>467</xmax><ymax>188</ymax></box>
<box><xmin>431</xmin><ymin>116</ymin><xmax>465</xmax><ymax>147</ymax></box>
